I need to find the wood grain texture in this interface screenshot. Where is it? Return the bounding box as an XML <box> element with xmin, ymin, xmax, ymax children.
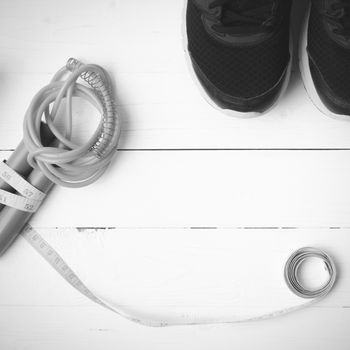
<box><xmin>1</xmin><ymin>150</ymin><xmax>349</xmax><ymax>228</ymax></box>
<box><xmin>1</xmin><ymin>227</ymin><xmax>349</xmax><ymax>309</ymax></box>
<box><xmin>0</xmin><ymin>227</ymin><xmax>349</xmax><ymax>349</ymax></box>
<box><xmin>1</xmin><ymin>306</ymin><xmax>350</xmax><ymax>350</ymax></box>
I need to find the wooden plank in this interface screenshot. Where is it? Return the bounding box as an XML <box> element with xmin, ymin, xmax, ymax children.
<box><xmin>0</xmin><ymin>150</ymin><xmax>348</xmax><ymax>228</ymax></box>
<box><xmin>0</xmin><ymin>306</ymin><xmax>349</xmax><ymax>350</ymax></box>
<box><xmin>0</xmin><ymin>228</ymin><xmax>348</xmax><ymax>313</ymax></box>
<box><xmin>0</xmin><ymin>227</ymin><xmax>349</xmax><ymax>349</ymax></box>
<box><xmin>0</xmin><ymin>1</ymin><xmax>350</xmax><ymax>150</ymax></box>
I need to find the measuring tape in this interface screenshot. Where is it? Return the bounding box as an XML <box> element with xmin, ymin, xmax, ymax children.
<box><xmin>19</xmin><ymin>223</ymin><xmax>337</xmax><ymax>327</ymax></box>
<box><xmin>0</xmin><ymin>161</ymin><xmax>46</xmax><ymax>212</ymax></box>
<box><xmin>21</xmin><ymin>224</ymin><xmax>169</xmax><ymax>327</ymax></box>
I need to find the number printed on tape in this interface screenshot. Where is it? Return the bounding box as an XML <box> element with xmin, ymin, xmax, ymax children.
<box><xmin>0</xmin><ymin>161</ymin><xmax>46</xmax><ymax>202</ymax></box>
<box><xmin>1</xmin><ymin>171</ymin><xmax>11</xmax><ymax>182</ymax></box>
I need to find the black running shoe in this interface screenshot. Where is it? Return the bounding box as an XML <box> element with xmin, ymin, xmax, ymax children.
<box><xmin>184</xmin><ymin>0</ymin><xmax>293</xmax><ymax>117</ymax></box>
<box><xmin>300</xmin><ymin>0</ymin><xmax>350</xmax><ymax>118</ymax></box>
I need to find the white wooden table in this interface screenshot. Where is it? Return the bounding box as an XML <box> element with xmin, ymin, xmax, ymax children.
<box><xmin>0</xmin><ymin>0</ymin><xmax>349</xmax><ymax>349</ymax></box>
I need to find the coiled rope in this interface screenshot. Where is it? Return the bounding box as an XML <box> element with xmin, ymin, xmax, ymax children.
<box><xmin>23</xmin><ymin>58</ymin><xmax>121</xmax><ymax>187</ymax></box>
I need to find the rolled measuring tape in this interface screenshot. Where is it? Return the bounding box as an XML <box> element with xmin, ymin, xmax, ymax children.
<box><xmin>284</xmin><ymin>247</ymin><xmax>337</xmax><ymax>299</ymax></box>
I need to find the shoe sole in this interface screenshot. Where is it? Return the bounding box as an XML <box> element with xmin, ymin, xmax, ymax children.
<box><xmin>299</xmin><ymin>1</ymin><xmax>350</xmax><ymax>121</ymax></box>
<box><xmin>182</xmin><ymin>0</ymin><xmax>293</xmax><ymax>118</ymax></box>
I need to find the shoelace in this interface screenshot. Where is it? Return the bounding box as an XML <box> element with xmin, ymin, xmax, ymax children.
<box><xmin>208</xmin><ymin>0</ymin><xmax>276</xmax><ymax>34</ymax></box>
<box><xmin>325</xmin><ymin>0</ymin><xmax>350</xmax><ymax>36</ymax></box>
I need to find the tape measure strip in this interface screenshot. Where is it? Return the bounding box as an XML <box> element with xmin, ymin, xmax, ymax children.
<box><xmin>21</xmin><ymin>224</ymin><xmax>158</xmax><ymax>327</ymax></box>
<box><xmin>20</xmin><ymin>224</ymin><xmax>328</xmax><ymax>327</ymax></box>
<box><xmin>0</xmin><ymin>161</ymin><xmax>46</xmax><ymax>201</ymax></box>
<box><xmin>0</xmin><ymin>161</ymin><xmax>45</xmax><ymax>213</ymax></box>
<box><xmin>0</xmin><ymin>189</ymin><xmax>41</xmax><ymax>213</ymax></box>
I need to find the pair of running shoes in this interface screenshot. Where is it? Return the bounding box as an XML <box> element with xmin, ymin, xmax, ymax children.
<box><xmin>185</xmin><ymin>0</ymin><xmax>350</xmax><ymax>119</ymax></box>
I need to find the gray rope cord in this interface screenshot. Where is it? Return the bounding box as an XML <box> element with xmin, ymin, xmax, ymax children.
<box><xmin>23</xmin><ymin>58</ymin><xmax>121</xmax><ymax>187</ymax></box>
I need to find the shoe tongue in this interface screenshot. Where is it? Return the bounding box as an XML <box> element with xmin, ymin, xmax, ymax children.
<box><xmin>221</xmin><ymin>0</ymin><xmax>274</xmax><ymax>29</ymax></box>
<box><xmin>230</xmin><ymin>0</ymin><xmax>269</xmax><ymax>11</ymax></box>
<box><xmin>229</xmin><ymin>0</ymin><xmax>274</xmax><ymax>12</ymax></box>
<box><xmin>231</xmin><ymin>0</ymin><xmax>249</xmax><ymax>9</ymax></box>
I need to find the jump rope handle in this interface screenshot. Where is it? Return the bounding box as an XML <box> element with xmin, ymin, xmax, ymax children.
<box><xmin>0</xmin><ymin>123</ymin><xmax>54</xmax><ymax>256</ymax></box>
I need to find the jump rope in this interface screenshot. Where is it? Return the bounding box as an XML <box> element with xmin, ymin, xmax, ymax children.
<box><xmin>0</xmin><ymin>58</ymin><xmax>337</xmax><ymax>327</ymax></box>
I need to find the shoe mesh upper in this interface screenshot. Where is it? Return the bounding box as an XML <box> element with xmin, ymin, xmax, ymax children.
<box><xmin>186</xmin><ymin>0</ymin><xmax>291</xmax><ymax>99</ymax></box>
<box><xmin>308</xmin><ymin>4</ymin><xmax>350</xmax><ymax>103</ymax></box>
